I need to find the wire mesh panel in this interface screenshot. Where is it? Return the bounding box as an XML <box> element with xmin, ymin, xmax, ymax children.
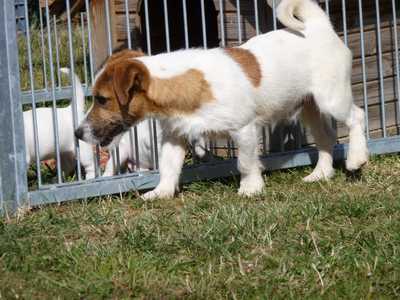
<box><xmin>0</xmin><ymin>0</ymin><xmax>398</xmax><ymax>210</ymax></box>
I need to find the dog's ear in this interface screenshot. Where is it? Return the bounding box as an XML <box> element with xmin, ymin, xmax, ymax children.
<box><xmin>112</xmin><ymin>60</ymin><xmax>150</xmax><ymax>106</ymax></box>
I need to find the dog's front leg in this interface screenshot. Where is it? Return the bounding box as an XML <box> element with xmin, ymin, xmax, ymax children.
<box><xmin>231</xmin><ymin>122</ymin><xmax>264</xmax><ymax>196</ymax></box>
<box><xmin>141</xmin><ymin>133</ymin><xmax>186</xmax><ymax>200</ymax></box>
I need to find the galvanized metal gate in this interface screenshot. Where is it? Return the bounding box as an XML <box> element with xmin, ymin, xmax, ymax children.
<box><xmin>0</xmin><ymin>0</ymin><xmax>399</xmax><ymax>213</ymax></box>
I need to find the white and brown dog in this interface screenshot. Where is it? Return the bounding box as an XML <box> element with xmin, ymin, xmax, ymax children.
<box><xmin>76</xmin><ymin>0</ymin><xmax>368</xmax><ymax>199</ymax></box>
<box><xmin>24</xmin><ymin>68</ymin><xmax>95</xmax><ymax>179</ymax></box>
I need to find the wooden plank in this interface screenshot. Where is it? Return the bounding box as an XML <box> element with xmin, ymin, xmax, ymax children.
<box><xmin>352</xmin><ymin>51</ymin><xmax>398</xmax><ymax>85</ymax></box>
<box><xmin>114</xmin><ymin>0</ymin><xmax>139</xmax><ymax>13</ymax></box>
<box><xmin>347</xmin><ymin>24</ymin><xmax>398</xmax><ymax>59</ymax></box>
<box><xmin>221</xmin><ymin>13</ymin><xmax>257</xmax><ymax>41</ymax></box>
<box><xmin>353</xmin><ymin>76</ymin><xmax>399</xmax><ymax>108</ymax></box>
<box><xmin>39</xmin><ymin>0</ymin><xmax>56</xmax><ymax>8</ymax></box>
<box><xmin>321</xmin><ymin>0</ymin><xmax>395</xmax><ymax>31</ymax></box>
<box><xmin>90</xmin><ymin>0</ymin><xmax>118</xmax><ymax>72</ymax></box>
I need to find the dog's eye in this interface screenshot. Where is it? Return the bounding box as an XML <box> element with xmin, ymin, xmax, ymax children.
<box><xmin>95</xmin><ymin>95</ymin><xmax>108</xmax><ymax>105</ymax></box>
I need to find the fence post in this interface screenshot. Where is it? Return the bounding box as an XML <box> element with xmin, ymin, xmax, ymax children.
<box><xmin>0</xmin><ymin>1</ymin><xmax>28</xmax><ymax>214</ymax></box>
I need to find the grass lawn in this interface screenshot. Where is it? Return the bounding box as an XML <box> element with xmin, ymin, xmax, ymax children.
<box><xmin>1</xmin><ymin>155</ymin><xmax>400</xmax><ymax>299</ymax></box>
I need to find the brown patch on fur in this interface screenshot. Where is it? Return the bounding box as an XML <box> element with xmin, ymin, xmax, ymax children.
<box><xmin>146</xmin><ymin>69</ymin><xmax>214</xmax><ymax>113</ymax></box>
<box><xmin>224</xmin><ymin>47</ymin><xmax>261</xmax><ymax>87</ymax></box>
<box><xmin>126</xmin><ymin>68</ymin><xmax>214</xmax><ymax>120</ymax></box>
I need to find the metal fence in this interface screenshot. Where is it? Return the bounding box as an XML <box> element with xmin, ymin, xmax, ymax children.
<box><xmin>0</xmin><ymin>0</ymin><xmax>399</xmax><ymax>213</ymax></box>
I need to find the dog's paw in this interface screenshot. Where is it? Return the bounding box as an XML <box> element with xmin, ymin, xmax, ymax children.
<box><xmin>85</xmin><ymin>171</ymin><xmax>96</xmax><ymax>180</ymax></box>
<box><xmin>303</xmin><ymin>166</ymin><xmax>334</xmax><ymax>182</ymax></box>
<box><xmin>346</xmin><ymin>149</ymin><xmax>369</xmax><ymax>171</ymax></box>
<box><xmin>141</xmin><ymin>188</ymin><xmax>175</xmax><ymax>201</ymax></box>
<box><xmin>238</xmin><ymin>175</ymin><xmax>264</xmax><ymax>197</ymax></box>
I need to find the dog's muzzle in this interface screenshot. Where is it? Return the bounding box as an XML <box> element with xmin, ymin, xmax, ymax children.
<box><xmin>74</xmin><ymin>127</ymin><xmax>84</xmax><ymax>140</ymax></box>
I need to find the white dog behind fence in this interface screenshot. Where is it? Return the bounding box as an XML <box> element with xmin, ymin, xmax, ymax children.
<box><xmin>24</xmin><ymin>68</ymin><xmax>95</xmax><ymax>179</ymax></box>
<box><xmin>103</xmin><ymin>121</ymin><xmax>161</xmax><ymax>176</ymax></box>
<box><xmin>103</xmin><ymin>120</ymin><xmax>209</xmax><ymax>177</ymax></box>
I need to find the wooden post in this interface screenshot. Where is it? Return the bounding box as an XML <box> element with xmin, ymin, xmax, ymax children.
<box><xmin>90</xmin><ymin>0</ymin><xmax>118</xmax><ymax>72</ymax></box>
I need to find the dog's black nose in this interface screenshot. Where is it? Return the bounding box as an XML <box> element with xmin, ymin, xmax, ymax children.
<box><xmin>75</xmin><ymin>127</ymin><xmax>84</xmax><ymax>140</ymax></box>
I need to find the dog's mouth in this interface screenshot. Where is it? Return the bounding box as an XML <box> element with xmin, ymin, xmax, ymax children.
<box><xmin>94</xmin><ymin>122</ymin><xmax>127</xmax><ymax>147</ymax></box>
<box><xmin>76</xmin><ymin>119</ymin><xmax>130</xmax><ymax>148</ymax></box>
<box><xmin>99</xmin><ymin>133</ymin><xmax>123</xmax><ymax>149</ymax></box>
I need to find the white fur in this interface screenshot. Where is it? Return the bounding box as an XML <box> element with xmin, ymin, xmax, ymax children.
<box><xmin>24</xmin><ymin>68</ymin><xmax>95</xmax><ymax>179</ymax></box>
<box><xmin>80</xmin><ymin>0</ymin><xmax>369</xmax><ymax>198</ymax></box>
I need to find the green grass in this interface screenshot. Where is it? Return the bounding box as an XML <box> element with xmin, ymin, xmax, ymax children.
<box><xmin>18</xmin><ymin>23</ymin><xmax>88</xmax><ymax>93</ymax></box>
<box><xmin>1</xmin><ymin>155</ymin><xmax>400</xmax><ymax>299</ymax></box>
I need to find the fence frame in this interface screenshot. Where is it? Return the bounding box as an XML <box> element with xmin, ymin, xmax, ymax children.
<box><xmin>0</xmin><ymin>1</ymin><xmax>28</xmax><ymax>214</ymax></box>
<box><xmin>2</xmin><ymin>0</ymin><xmax>400</xmax><ymax>213</ymax></box>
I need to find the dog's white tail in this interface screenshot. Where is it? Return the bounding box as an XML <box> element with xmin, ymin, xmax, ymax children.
<box><xmin>60</xmin><ymin>68</ymin><xmax>86</xmax><ymax>121</ymax></box>
<box><xmin>266</xmin><ymin>0</ymin><xmax>330</xmax><ymax>32</ymax></box>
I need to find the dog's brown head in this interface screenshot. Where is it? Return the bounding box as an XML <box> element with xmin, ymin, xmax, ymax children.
<box><xmin>75</xmin><ymin>50</ymin><xmax>154</xmax><ymax>147</ymax></box>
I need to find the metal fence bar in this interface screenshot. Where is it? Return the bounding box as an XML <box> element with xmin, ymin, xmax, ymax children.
<box><xmin>83</xmin><ymin>0</ymin><xmax>101</xmax><ymax>178</ymax></box>
<box><xmin>254</xmin><ymin>0</ymin><xmax>260</xmax><ymax>35</ymax></box>
<box><xmin>163</xmin><ymin>0</ymin><xmax>171</xmax><ymax>52</ymax></box>
<box><xmin>182</xmin><ymin>0</ymin><xmax>189</xmax><ymax>49</ymax></box>
<box><xmin>80</xmin><ymin>13</ymin><xmax>89</xmax><ymax>87</ymax></box>
<box><xmin>84</xmin><ymin>0</ymin><xmax>94</xmax><ymax>85</ymax></box>
<box><xmin>200</xmin><ymin>0</ymin><xmax>207</xmax><ymax>49</ymax></box>
<box><xmin>341</xmin><ymin>0</ymin><xmax>348</xmax><ymax>45</ymax></box>
<box><xmin>325</xmin><ymin>0</ymin><xmax>330</xmax><ymax>15</ymax></box>
<box><xmin>123</xmin><ymin>0</ymin><xmax>132</xmax><ymax>49</ymax></box>
<box><xmin>123</xmin><ymin>0</ymin><xmax>138</xmax><ymax>171</ymax></box>
<box><xmin>271</xmin><ymin>1</ymin><xmax>283</xmax><ymax>151</ymax></box>
<box><xmin>272</xmin><ymin>0</ymin><xmax>278</xmax><ymax>30</ymax></box>
<box><xmin>144</xmin><ymin>0</ymin><xmax>152</xmax><ymax>55</ymax></box>
<box><xmin>105</xmin><ymin>0</ymin><xmax>113</xmax><ymax>55</ymax></box>
<box><xmin>236</xmin><ymin>0</ymin><xmax>242</xmax><ymax>44</ymax></box>
<box><xmin>104</xmin><ymin>0</ymin><xmax>123</xmax><ymax>174</ymax></box>
<box><xmin>0</xmin><ymin>1</ymin><xmax>28</xmax><ymax>213</ymax></box>
<box><xmin>152</xmin><ymin>119</ymin><xmax>159</xmax><ymax>169</ymax></box>
<box><xmin>358</xmin><ymin>0</ymin><xmax>370</xmax><ymax>139</ymax></box>
<box><xmin>45</xmin><ymin>0</ymin><xmax>63</xmax><ymax>183</ymax></box>
<box><xmin>375</xmin><ymin>0</ymin><xmax>387</xmax><ymax>137</ymax></box>
<box><xmin>23</xmin><ymin>0</ymin><xmax>42</xmax><ymax>187</ymax></box>
<box><xmin>53</xmin><ymin>15</ymin><xmax>62</xmax><ymax>89</ymax></box>
<box><xmin>142</xmin><ymin>0</ymin><xmax>158</xmax><ymax>170</ymax></box>
<box><xmin>392</xmin><ymin>0</ymin><xmax>400</xmax><ymax>128</ymax></box>
<box><xmin>38</xmin><ymin>7</ymin><xmax>48</xmax><ymax>92</ymax></box>
<box><xmin>219</xmin><ymin>0</ymin><xmax>225</xmax><ymax>47</ymax></box>
<box><xmin>66</xmin><ymin>0</ymin><xmax>82</xmax><ymax>181</ymax></box>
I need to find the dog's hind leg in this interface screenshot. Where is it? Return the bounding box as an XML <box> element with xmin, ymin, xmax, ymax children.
<box><xmin>230</xmin><ymin>122</ymin><xmax>264</xmax><ymax>196</ymax></box>
<box><xmin>313</xmin><ymin>80</ymin><xmax>368</xmax><ymax>172</ymax></box>
<box><xmin>302</xmin><ymin>99</ymin><xmax>336</xmax><ymax>182</ymax></box>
